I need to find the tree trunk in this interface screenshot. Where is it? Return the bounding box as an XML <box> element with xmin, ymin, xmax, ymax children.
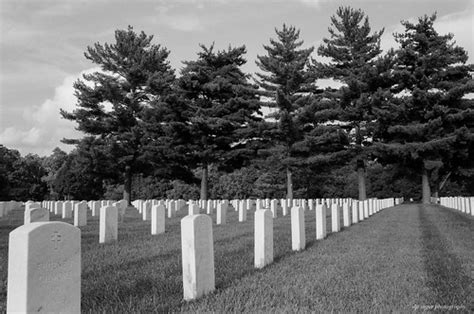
<box><xmin>123</xmin><ymin>165</ymin><xmax>132</xmax><ymax>206</ymax></box>
<box><xmin>200</xmin><ymin>164</ymin><xmax>208</xmax><ymax>200</ymax></box>
<box><xmin>422</xmin><ymin>166</ymin><xmax>431</xmax><ymax>204</ymax></box>
<box><xmin>355</xmin><ymin>125</ymin><xmax>367</xmax><ymax>201</ymax></box>
<box><xmin>286</xmin><ymin>167</ymin><xmax>293</xmax><ymax>201</ymax></box>
<box><xmin>357</xmin><ymin>160</ymin><xmax>367</xmax><ymax>201</ymax></box>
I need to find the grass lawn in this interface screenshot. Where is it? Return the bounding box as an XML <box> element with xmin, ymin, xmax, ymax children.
<box><xmin>0</xmin><ymin>202</ymin><xmax>472</xmax><ymax>312</ymax></box>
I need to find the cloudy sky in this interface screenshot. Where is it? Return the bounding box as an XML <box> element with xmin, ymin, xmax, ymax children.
<box><xmin>0</xmin><ymin>0</ymin><xmax>472</xmax><ymax>156</ymax></box>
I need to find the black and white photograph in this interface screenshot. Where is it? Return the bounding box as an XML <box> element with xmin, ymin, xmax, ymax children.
<box><xmin>0</xmin><ymin>0</ymin><xmax>473</xmax><ymax>312</ymax></box>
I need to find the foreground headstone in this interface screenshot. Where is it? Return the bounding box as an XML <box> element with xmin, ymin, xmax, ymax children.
<box><xmin>291</xmin><ymin>206</ymin><xmax>305</xmax><ymax>251</ymax></box>
<box><xmin>254</xmin><ymin>209</ymin><xmax>273</xmax><ymax>268</ymax></box>
<box><xmin>24</xmin><ymin>207</ymin><xmax>49</xmax><ymax>224</ymax></box>
<box><xmin>99</xmin><ymin>206</ymin><xmax>118</xmax><ymax>243</ymax></box>
<box><xmin>315</xmin><ymin>204</ymin><xmax>327</xmax><ymax>240</ymax></box>
<box><xmin>7</xmin><ymin>221</ymin><xmax>81</xmax><ymax>313</ymax></box>
<box><xmin>151</xmin><ymin>204</ymin><xmax>165</xmax><ymax>235</ymax></box>
<box><xmin>181</xmin><ymin>214</ymin><xmax>215</xmax><ymax>301</ymax></box>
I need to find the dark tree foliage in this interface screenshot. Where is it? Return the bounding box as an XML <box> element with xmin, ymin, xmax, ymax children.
<box><xmin>178</xmin><ymin>44</ymin><xmax>262</xmax><ymax>200</ymax></box>
<box><xmin>316</xmin><ymin>6</ymin><xmax>385</xmax><ymax>200</ymax></box>
<box><xmin>61</xmin><ymin>26</ymin><xmax>176</xmax><ymax>205</ymax></box>
<box><xmin>373</xmin><ymin>13</ymin><xmax>474</xmax><ymax>203</ymax></box>
<box><xmin>1</xmin><ymin>145</ymin><xmax>50</xmax><ymax>201</ymax></box>
<box><xmin>41</xmin><ymin>147</ymin><xmax>68</xmax><ymax>199</ymax></box>
<box><xmin>53</xmin><ymin>137</ymin><xmax>113</xmax><ymax>200</ymax></box>
<box><xmin>256</xmin><ymin>24</ymin><xmax>315</xmax><ymax>200</ymax></box>
<box><xmin>0</xmin><ymin>145</ymin><xmax>21</xmax><ymax>200</ymax></box>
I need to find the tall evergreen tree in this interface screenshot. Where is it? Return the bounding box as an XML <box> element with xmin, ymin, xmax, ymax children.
<box><xmin>178</xmin><ymin>44</ymin><xmax>262</xmax><ymax>200</ymax></box>
<box><xmin>316</xmin><ymin>6</ymin><xmax>384</xmax><ymax>200</ymax></box>
<box><xmin>373</xmin><ymin>13</ymin><xmax>474</xmax><ymax>203</ymax></box>
<box><xmin>61</xmin><ymin>26</ymin><xmax>175</xmax><ymax>205</ymax></box>
<box><xmin>256</xmin><ymin>24</ymin><xmax>314</xmax><ymax>200</ymax></box>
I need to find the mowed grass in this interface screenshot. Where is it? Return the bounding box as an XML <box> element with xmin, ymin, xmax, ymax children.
<box><xmin>0</xmin><ymin>202</ymin><xmax>472</xmax><ymax>312</ymax></box>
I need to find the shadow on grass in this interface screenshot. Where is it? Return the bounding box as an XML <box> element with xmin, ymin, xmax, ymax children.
<box><xmin>418</xmin><ymin>205</ymin><xmax>472</xmax><ymax>308</ymax></box>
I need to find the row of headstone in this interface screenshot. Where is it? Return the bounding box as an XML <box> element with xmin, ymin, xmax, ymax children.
<box><xmin>181</xmin><ymin>197</ymin><xmax>400</xmax><ymax>301</ymax></box>
<box><xmin>437</xmin><ymin>196</ymin><xmax>473</xmax><ymax>216</ymax></box>
<box><xmin>5</xmin><ymin>196</ymin><xmax>402</xmax><ymax>312</ymax></box>
<box><xmin>22</xmin><ymin>200</ymin><xmax>120</xmax><ymax>244</ymax></box>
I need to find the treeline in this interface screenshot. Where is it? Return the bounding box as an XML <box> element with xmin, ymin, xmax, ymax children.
<box><xmin>1</xmin><ymin>7</ymin><xmax>473</xmax><ymax>203</ymax></box>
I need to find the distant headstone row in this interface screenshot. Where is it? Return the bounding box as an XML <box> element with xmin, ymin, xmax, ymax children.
<box><xmin>436</xmin><ymin>196</ymin><xmax>473</xmax><ymax>216</ymax></box>
<box><xmin>5</xmin><ymin>196</ymin><xmax>403</xmax><ymax>312</ymax></box>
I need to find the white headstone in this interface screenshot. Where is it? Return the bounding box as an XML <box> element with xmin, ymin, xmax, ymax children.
<box><xmin>181</xmin><ymin>214</ymin><xmax>215</xmax><ymax>300</ymax></box>
<box><xmin>188</xmin><ymin>204</ymin><xmax>200</xmax><ymax>216</ymax></box>
<box><xmin>358</xmin><ymin>201</ymin><xmax>365</xmax><ymax>221</ymax></box>
<box><xmin>363</xmin><ymin>200</ymin><xmax>369</xmax><ymax>219</ymax></box>
<box><xmin>315</xmin><ymin>203</ymin><xmax>327</xmax><ymax>240</ymax></box>
<box><xmin>291</xmin><ymin>206</ymin><xmax>305</xmax><ymax>251</ymax></box>
<box><xmin>342</xmin><ymin>202</ymin><xmax>351</xmax><ymax>228</ymax></box>
<box><xmin>216</xmin><ymin>203</ymin><xmax>227</xmax><ymax>225</ymax></box>
<box><xmin>352</xmin><ymin>200</ymin><xmax>359</xmax><ymax>224</ymax></box>
<box><xmin>25</xmin><ymin>202</ymin><xmax>41</xmax><ymax>212</ymax></box>
<box><xmin>99</xmin><ymin>206</ymin><xmax>118</xmax><ymax>243</ymax></box>
<box><xmin>24</xmin><ymin>207</ymin><xmax>49</xmax><ymax>224</ymax></box>
<box><xmin>74</xmin><ymin>202</ymin><xmax>87</xmax><ymax>227</ymax></box>
<box><xmin>62</xmin><ymin>201</ymin><xmax>73</xmax><ymax>219</ymax></box>
<box><xmin>331</xmin><ymin>203</ymin><xmax>341</xmax><ymax>232</ymax></box>
<box><xmin>142</xmin><ymin>201</ymin><xmax>151</xmax><ymax>221</ymax></box>
<box><xmin>7</xmin><ymin>221</ymin><xmax>80</xmax><ymax>313</ymax></box>
<box><xmin>151</xmin><ymin>204</ymin><xmax>165</xmax><ymax>235</ymax></box>
<box><xmin>238</xmin><ymin>201</ymin><xmax>247</xmax><ymax>222</ymax></box>
<box><xmin>168</xmin><ymin>201</ymin><xmax>175</xmax><ymax>218</ymax></box>
<box><xmin>91</xmin><ymin>201</ymin><xmax>100</xmax><ymax>217</ymax></box>
<box><xmin>54</xmin><ymin>201</ymin><xmax>63</xmax><ymax>216</ymax></box>
<box><xmin>270</xmin><ymin>199</ymin><xmax>278</xmax><ymax>218</ymax></box>
<box><xmin>254</xmin><ymin>209</ymin><xmax>273</xmax><ymax>268</ymax></box>
<box><xmin>282</xmin><ymin>200</ymin><xmax>288</xmax><ymax>216</ymax></box>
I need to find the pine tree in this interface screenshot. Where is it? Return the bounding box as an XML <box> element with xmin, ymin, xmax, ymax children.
<box><xmin>178</xmin><ymin>44</ymin><xmax>262</xmax><ymax>200</ymax></box>
<box><xmin>316</xmin><ymin>6</ymin><xmax>384</xmax><ymax>200</ymax></box>
<box><xmin>61</xmin><ymin>26</ymin><xmax>175</xmax><ymax>205</ymax></box>
<box><xmin>374</xmin><ymin>13</ymin><xmax>474</xmax><ymax>203</ymax></box>
<box><xmin>256</xmin><ymin>24</ymin><xmax>315</xmax><ymax>200</ymax></box>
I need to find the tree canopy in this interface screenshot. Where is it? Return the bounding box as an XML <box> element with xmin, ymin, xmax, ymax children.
<box><xmin>178</xmin><ymin>44</ymin><xmax>262</xmax><ymax>199</ymax></box>
<box><xmin>373</xmin><ymin>13</ymin><xmax>474</xmax><ymax>203</ymax></box>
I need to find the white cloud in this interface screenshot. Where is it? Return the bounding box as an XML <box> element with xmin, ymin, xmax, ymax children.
<box><xmin>0</xmin><ymin>68</ymin><xmax>100</xmax><ymax>156</ymax></box>
<box><xmin>154</xmin><ymin>4</ymin><xmax>205</xmax><ymax>32</ymax></box>
<box><xmin>151</xmin><ymin>0</ymin><xmax>332</xmax><ymax>31</ymax></box>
